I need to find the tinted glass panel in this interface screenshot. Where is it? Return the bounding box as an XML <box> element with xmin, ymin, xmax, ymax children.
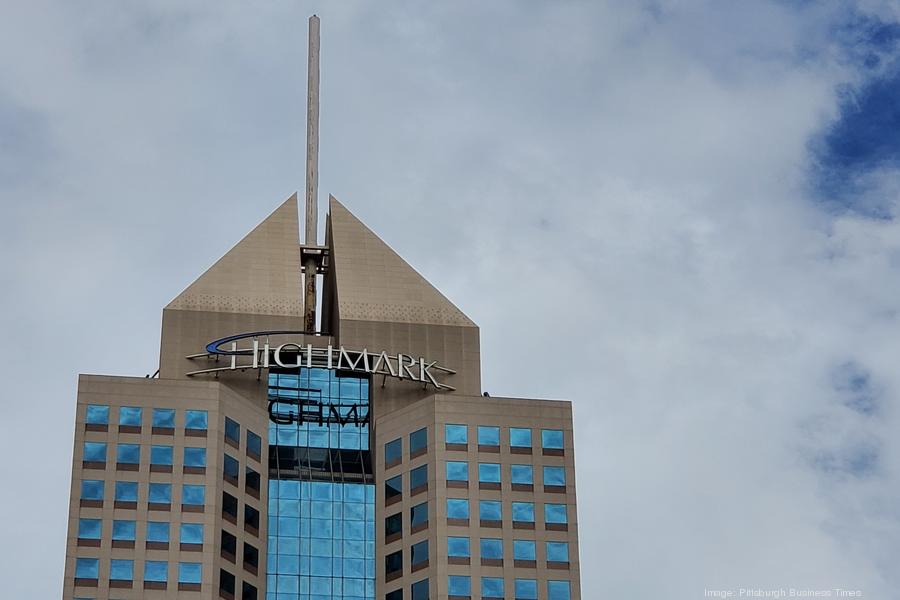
<box><xmin>85</xmin><ymin>405</ymin><xmax>109</xmax><ymax>425</ymax></box>
<box><xmin>178</xmin><ymin>562</ymin><xmax>202</xmax><ymax>584</ymax></box>
<box><xmin>151</xmin><ymin>445</ymin><xmax>173</xmax><ymax>465</ymax></box>
<box><xmin>110</xmin><ymin>559</ymin><xmax>133</xmax><ymax>580</ymax></box>
<box><xmin>543</xmin><ymin>466</ymin><xmax>566</xmax><ymax>486</ymax></box>
<box><xmin>480</xmin><ymin>538</ymin><xmax>503</xmax><ymax>559</ymax></box>
<box><xmin>448</xmin><ymin>575</ymin><xmax>470</xmax><ymax>596</ymax></box>
<box><xmin>447</xmin><ymin>536</ymin><xmax>470</xmax><ymax>557</ymax></box>
<box><xmin>409</xmin><ymin>427</ymin><xmax>427</xmax><ymax>453</ymax></box>
<box><xmin>445</xmin><ymin>424</ymin><xmax>467</xmax><ymax>444</ymax></box>
<box><xmin>409</xmin><ymin>465</ymin><xmax>427</xmax><ymax>490</ymax></box>
<box><xmin>410</xmin><ymin>502</ymin><xmax>427</xmax><ymax>527</ymax></box>
<box><xmin>411</xmin><ymin>579</ymin><xmax>429</xmax><ymax>600</ymax></box>
<box><xmin>516</xmin><ymin>579</ymin><xmax>538</xmax><ymax>600</ymax></box>
<box><xmin>246</xmin><ymin>467</ymin><xmax>260</xmax><ymax>493</ymax></box>
<box><xmin>482</xmin><ymin>577</ymin><xmax>504</xmax><ymax>598</ymax></box>
<box><xmin>181</xmin><ymin>523</ymin><xmax>204</xmax><ymax>544</ymax></box>
<box><xmin>385</xmin><ymin>550</ymin><xmax>402</xmax><ymax>575</ymax></box>
<box><xmin>545</xmin><ymin>503</ymin><xmax>568</xmax><ymax>524</ymax></box>
<box><xmin>510</xmin><ymin>427</ymin><xmax>532</xmax><ymax>448</ymax></box>
<box><xmin>547</xmin><ymin>541</ymin><xmax>569</xmax><ymax>562</ymax></box>
<box><xmin>149</xmin><ymin>483</ymin><xmax>172</xmax><ymax>503</ymax></box>
<box><xmin>541</xmin><ymin>429</ymin><xmax>564</xmax><ymax>449</ymax></box>
<box><xmin>511</xmin><ymin>464</ymin><xmax>534</xmax><ymax>484</ymax></box>
<box><xmin>477</xmin><ymin>425</ymin><xmax>499</xmax><ymax>445</ymax></box>
<box><xmin>247</xmin><ymin>430</ymin><xmax>261</xmax><ymax>456</ymax></box>
<box><xmin>185</xmin><ymin>410</ymin><xmax>208</xmax><ymax>429</ymax></box>
<box><xmin>83</xmin><ymin>442</ymin><xmax>106</xmax><ymax>462</ymax></box>
<box><xmin>117</xmin><ymin>444</ymin><xmax>140</xmax><ymax>463</ymax></box>
<box><xmin>144</xmin><ymin>560</ymin><xmax>168</xmax><ymax>582</ymax></box>
<box><xmin>78</xmin><ymin>518</ymin><xmax>101</xmax><ymax>539</ymax></box>
<box><xmin>385</xmin><ymin>475</ymin><xmax>402</xmax><ymax>501</ymax></box>
<box><xmin>512</xmin><ymin>502</ymin><xmax>535</xmax><ymax>522</ymax></box>
<box><xmin>479</xmin><ymin>500</ymin><xmax>501</xmax><ymax>521</ymax></box>
<box><xmin>549</xmin><ymin>580</ymin><xmax>572</xmax><ymax>600</ymax></box>
<box><xmin>152</xmin><ymin>408</ymin><xmax>175</xmax><ymax>427</ymax></box>
<box><xmin>81</xmin><ymin>480</ymin><xmax>104</xmax><ymax>500</ymax></box>
<box><xmin>514</xmin><ymin>539</ymin><xmax>536</xmax><ymax>560</ymax></box>
<box><xmin>184</xmin><ymin>447</ymin><xmax>206</xmax><ymax>467</ymax></box>
<box><xmin>224</xmin><ymin>454</ymin><xmax>240</xmax><ymax>479</ymax></box>
<box><xmin>411</xmin><ymin>539</ymin><xmax>428</xmax><ymax>566</ymax></box>
<box><xmin>112</xmin><ymin>520</ymin><xmax>136</xmax><ymax>541</ymax></box>
<box><xmin>119</xmin><ymin>406</ymin><xmax>142</xmax><ymax>426</ymax></box>
<box><xmin>222</xmin><ymin>492</ymin><xmax>238</xmax><ymax>518</ymax></box>
<box><xmin>446</xmin><ymin>461</ymin><xmax>468</xmax><ymax>481</ymax></box>
<box><xmin>115</xmin><ymin>481</ymin><xmax>138</xmax><ymax>501</ymax></box>
<box><xmin>225</xmin><ymin>417</ymin><xmax>240</xmax><ymax>444</ymax></box>
<box><xmin>385</xmin><ymin>512</ymin><xmax>402</xmax><ymax>537</ymax></box>
<box><xmin>478</xmin><ymin>463</ymin><xmax>501</xmax><ymax>483</ymax></box>
<box><xmin>384</xmin><ymin>438</ymin><xmax>401</xmax><ymax>464</ymax></box>
<box><xmin>182</xmin><ymin>484</ymin><xmax>205</xmax><ymax>505</ymax></box>
<box><xmin>147</xmin><ymin>522</ymin><xmax>169</xmax><ymax>542</ymax></box>
<box><xmin>446</xmin><ymin>498</ymin><xmax>469</xmax><ymax>519</ymax></box>
<box><xmin>75</xmin><ymin>558</ymin><xmax>98</xmax><ymax>579</ymax></box>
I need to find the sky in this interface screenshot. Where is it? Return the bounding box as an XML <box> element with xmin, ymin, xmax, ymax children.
<box><xmin>2</xmin><ymin>0</ymin><xmax>900</xmax><ymax>597</ymax></box>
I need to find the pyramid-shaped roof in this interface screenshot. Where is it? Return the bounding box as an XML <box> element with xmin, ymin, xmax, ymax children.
<box><xmin>328</xmin><ymin>195</ymin><xmax>475</xmax><ymax>327</ymax></box>
<box><xmin>166</xmin><ymin>194</ymin><xmax>303</xmax><ymax>316</ymax></box>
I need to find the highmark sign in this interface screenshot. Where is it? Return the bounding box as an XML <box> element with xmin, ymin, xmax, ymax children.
<box><xmin>185</xmin><ymin>331</ymin><xmax>456</xmax><ymax>391</ymax></box>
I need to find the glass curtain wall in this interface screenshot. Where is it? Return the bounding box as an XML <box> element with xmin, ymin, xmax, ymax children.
<box><xmin>268</xmin><ymin>367</ymin><xmax>374</xmax><ymax>600</ymax></box>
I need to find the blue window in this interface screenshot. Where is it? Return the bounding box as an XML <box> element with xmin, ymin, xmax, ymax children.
<box><xmin>549</xmin><ymin>580</ymin><xmax>572</xmax><ymax>600</ymax></box>
<box><xmin>152</xmin><ymin>408</ymin><xmax>175</xmax><ymax>428</ymax></box>
<box><xmin>541</xmin><ymin>429</ymin><xmax>564</xmax><ymax>450</ymax></box>
<box><xmin>410</xmin><ymin>465</ymin><xmax>428</xmax><ymax>491</ymax></box>
<box><xmin>110</xmin><ymin>559</ymin><xmax>134</xmax><ymax>581</ymax></box>
<box><xmin>184</xmin><ymin>447</ymin><xmax>206</xmax><ymax>467</ymax></box>
<box><xmin>144</xmin><ymin>560</ymin><xmax>168</xmax><ymax>582</ymax></box>
<box><xmin>447</xmin><ymin>536</ymin><xmax>470</xmax><ymax>558</ymax></box>
<box><xmin>411</xmin><ymin>579</ymin><xmax>429</xmax><ymax>600</ymax></box>
<box><xmin>510</xmin><ymin>427</ymin><xmax>532</xmax><ymax>448</ymax></box>
<box><xmin>547</xmin><ymin>541</ymin><xmax>569</xmax><ymax>562</ymax></box>
<box><xmin>247</xmin><ymin>430</ymin><xmax>261</xmax><ymax>457</ymax></box>
<box><xmin>544</xmin><ymin>466</ymin><xmax>566</xmax><ymax>486</ymax></box>
<box><xmin>514</xmin><ymin>539</ymin><xmax>536</xmax><ymax>560</ymax></box>
<box><xmin>512</xmin><ymin>502</ymin><xmax>535</xmax><ymax>523</ymax></box>
<box><xmin>185</xmin><ymin>410</ymin><xmax>208</xmax><ymax>430</ymax></box>
<box><xmin>480</xmin><ymin>538</ymin><xmax>503</xmax><ymax>560</ymax></box>
<box><xmin>224</xmin><ymin>454</ymin><xmax>239</xmax><ymax>481</ymax></box>
<box><xmin>149</xmin><ymin>483</ymin><xmax>172</xmax><ymax>503</ymax></box>
<box><xmin>75</xmin><ymin>558</ymin><xmax>99</xmax><ymax>579</ymax></box>
<box><xmin>545</xmin><ymin>503</ymin><xmax>568</xmax><ymax>525</ymax></box>
<box><xmin>511</xmin><ymin>464</ymin><xmax>534</xmax><ymax>485</ymax></box>
<box><xmin>80</xmin><ymin>480</ymin><xmax>104</xmax><ymax>500</ymax></box>
<box><xmin>115</xmin><ymin>481</ymin><xmax>138</xmax><ymax>502</ymax></box>
<box><xmin>119</xmin><ymin>406</ymin><xmax>142</xmax><ymax>426</ymax></box>
<box><xmin>448</xmin><ymin>575</ymin><xmax>471</xmax><ymax>597</ymax></box>
<box><xmin>77</xmin><ymin>518</ymin><xmax>101</xmax><ymax>539</ymax></box>
<box><xmin>85</xmin><ymin>405</ymin><xmax>109</xmax><ymax>425</ymax></box>
<box><xmin>178</xmin><ymin>562</ymin><xmax>202</xmax><ymax>584</ymax></box>
<box><xmin>482</xmin><ymin>576</ymin><xmax>504</xmax><ymax>598</ymax></box>
<box><xmin>112</xmin><ymin>520</ymin><xmax>136</xmax><ymax>541</ymax></box>
<box><xmin>182</xmin><ymin>484</ymin><xmax>205</xmax><ymax>505</ymax></box>
<box><xmin>225</xmin><ymin>417</ymin><xmax>240</xmax><ymax>445</ymax></box>
<box><xmin>445</xmin><ymin>423</ymin><xmax>467</xmax><ymax>444</ymax></box>
<box><xmin>446</xmin><ymin>461</ymin><xmax>468</xmax><ymax>481</ymax></box>
<box><xmin>446</xmin><ymin>498</ymin><xmax>469</xmax><ymax>519</ymax></box>
<box><xmin>411</xmin><ymin>501</ymin><xmax>428</xmax><ymax>528</ymax></box>
<box><xmin>147</xmin><ymin>521</ymin><xmax>169</xmax><ymax>542</ymax></box>
<box><xmin>116</xmin><ymin>443</ymin><xmax>140</xmax><ymax>464</ymax></box>
<box><xmin>478</xmin><ymin>463</ymin><xmax>501</xmax><ymax>483</ymax></box>
<box><xmin>180</xmin><ymin>523</ymin><xmax>204</xmax><ymax>544</ymax></box>
<box><xmin>83</xmin><ymin>442</ymin><xmax>107</xmax><ymax>462</ymax></box>
<box><xmin>479</xmin><ymin>500</ymin><xmax>502</xmax><ymax>521</ymax></box>
<box><xmin>515</xmin><ymin>578</ymin><xmax>538</xmax><ymax>600</ymax></box>
<box><xmin>385</xmin><ymin>474</ymin><xmax>402</xmax><ymax>501</ymax></box>
<box><xmin>477</xmin><ymin>425</ymin><xmax>500</xmax><ymax>446</ymax></box>
<box><xmin>150</xmin><ymin>445</ymin><xmax>173</xmax><ymax>465</ymax></box>
<box><xmin>384</xmin><ymin>438</ymin><xmax>402</xmax><ymax>464</ymax></box>
<box><xmin>411</xmin><ymin>539</ymin><xmax>428</xmax><ymax>567</ymax></box>
<box><xmin>409</xmin><ymin>427</ymin><xmax>427</xmax><ymax>454</ymax></box>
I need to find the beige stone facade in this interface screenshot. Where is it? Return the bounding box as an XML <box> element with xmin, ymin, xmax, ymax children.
<box><xmin>62</xmin><ymin>196</ymin><xmax>581</xmax><ymax>600</ymax></box>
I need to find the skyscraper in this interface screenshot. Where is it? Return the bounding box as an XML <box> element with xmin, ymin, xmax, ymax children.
<box><xmin>62</xmin><ymin>16</ymin><xmax>580</xmax><ymax>600</ymax></box>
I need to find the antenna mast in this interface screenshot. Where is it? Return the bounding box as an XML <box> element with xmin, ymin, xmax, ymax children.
<box><xmin>303</xmin><ymin>15</ymin><xmax>320</xmax><ymax>333</ymax></box>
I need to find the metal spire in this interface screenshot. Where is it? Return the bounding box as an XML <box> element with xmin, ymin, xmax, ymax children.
<box><xmin>303</xmin><ymin>14</ymin><xmax>320</xmax><ymax>333</ymax></box>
